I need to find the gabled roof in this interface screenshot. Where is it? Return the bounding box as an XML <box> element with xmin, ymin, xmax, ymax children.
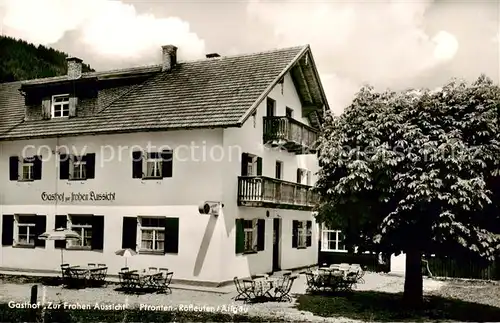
<box><xmin>0</xmin><ymin>45</ymin><xmax>328</xmax><ymax>140</ymax></box>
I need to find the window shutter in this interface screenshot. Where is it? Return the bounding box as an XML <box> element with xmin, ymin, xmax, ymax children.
<box><xmin>54</xmin><ymin>215</ymin><xmax>67</xmax><ymax>249</ymax></box>
<box><xmin>9</xmin><ymin>156</ymin><xmax>19</xmax><ymax>181</ymax></box>
<box><xmin>84</xmin><ymin>153</ymin><xmax>96</xmax><ymax>179</ymax></box>
<box><xmin>241</xmin><ymin>153</ymin><xmax>249</xmax><ymax>176</ymax></box>
<box><xmin>33</xmin><ymin>155</ymin><xmax>42</xmax><ymax>180</ymax></box>
<box><xmin>122</xmin><ymin>217</ymin><xmax>137</xmax><ymax>249</ymax></box>
<box><xmin>59</xmin><ymin>154</ymin><xmax>70</xmax><ymax>180</ymax></box>
<box><xmin>235</xmin><ymin>219</ymin><xmax>244</xmax><ymax>254</ymax></box>
<box><xmin>256</xmin><ymin>157</ymin><xmax>262</xmax><ymax>176</ymax></box>
<box><xmin>34</xmin><ymin>215</ymin><xmax>47</xmax><ymax>247</ymax></box>
<box><xmin>296</xmin><ymin>169</ymin><xmax>301</xmax><ymax>184</ymax></box>
<box><xmin>91</xmin><ymin>215</ymin><xmax>104</xmax><ymax>250</ymax></box>
<box><xmin>306</xmin><ymin>221</ymin><xmax>312</xmax><ymax>247</ymax></box>
<box><xmin>161</xmin><ymin>150</ymin><xmax>173</xmax><ymax>178</ymax></box>
<box><xmin>41</xmin><ymin>98</ymin><xmax>51</xmax><ymax>119</ymax></box>
<box><xmin>68</xmin><ymin>96</ymin><xmax>78</xmax><ymax>117</ymax></box>
<box><xmin>1</xmin><ymin>214</ymin><xmax>14</xmax><ymax>246</ymax></box>
<box><xmin>292</xmin><ymin>220</ymin><xmax>298</xmax><ymax>248</ymax></box>
<box><xmin>164</xmin><ymin>217</ymin><xmax>179</xmax><ymax>254</ymax></box>
<box><xmin>257</xmin><ymin>219</ymin><xmax>265</xmax><ymax>251</ymax></box>
<box><xmin>132</xmin><ymin>151</ymin><xmax>143</xmax><ymax>179</ymax></box>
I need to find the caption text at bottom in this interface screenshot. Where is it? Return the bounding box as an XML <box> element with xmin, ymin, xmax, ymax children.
<box><xmin>8</xmin><ymin>301</ymin><xmax>249</xmax><ymax>314</ymax></box>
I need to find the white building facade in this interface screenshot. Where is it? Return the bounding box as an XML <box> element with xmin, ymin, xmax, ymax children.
<box><xmin>0</xmin><ymin>45</ymin><xmax>329</xmax><ymax>286</ymax></box>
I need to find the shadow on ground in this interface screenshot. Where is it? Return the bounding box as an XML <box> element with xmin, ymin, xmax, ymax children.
<box><xmin>295</xmin><ymin>290</ymin><xmax>500</xmax><ymax>322</ymax></box>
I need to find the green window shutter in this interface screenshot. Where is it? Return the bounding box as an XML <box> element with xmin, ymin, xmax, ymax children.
<box><xmin>256</xmin><ymin>157</ymin><xmax>262</xmax><ymax>175</ymax></box>
<box><xmin>164</xmin><ymin>217</ymin><xmax>179</xmax><ymax>254</ymax></box>
<box><xmin>235</xmin><ymin>219</ymin><xmax>244</xmax><ymax>254</ymax></box>
<box><xmin>257</xmin><ymin>219</ymin><xmax>265</xmax><ymax>251</ymax></box>
<box><xmin>292</xmin><ymin>220</ymin><xmax>298</xmax><ymax>248</ymax></box>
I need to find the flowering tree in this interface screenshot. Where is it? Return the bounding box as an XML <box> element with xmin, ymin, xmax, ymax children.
<box><xmin>315</xmin><ymin>75</ymin><xmax>500</xmax><ymax>304</ymax></box>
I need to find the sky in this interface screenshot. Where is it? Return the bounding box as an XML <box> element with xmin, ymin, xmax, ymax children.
<box><xmin>0</xmin><ymin>0</ymin><xmax>499</xmax><ymax>115</ymax></box>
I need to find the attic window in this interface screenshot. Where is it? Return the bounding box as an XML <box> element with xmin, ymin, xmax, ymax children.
<box><xmin>51</xmin><ymin>94</ymin><xmax>70</xmax><ymax>118</ymax></box>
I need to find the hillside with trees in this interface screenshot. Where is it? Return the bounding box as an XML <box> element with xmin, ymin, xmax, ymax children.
<box><xmin>0</xmin><ymin>36</ymin><xmax>94</xmax><ymax>83</ymax></box>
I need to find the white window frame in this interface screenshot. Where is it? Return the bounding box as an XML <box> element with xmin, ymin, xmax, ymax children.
<box><xmin>321</xmin><ymin>224</ymin><xmax>347</xmax><ymax>252</ymax></box>
<box><xmin>20</xmin><ymin>160</ymin><xmax>34</xmax><ymax>181</ymax></box>
<box><xmin>243</xmin><ymin>219</ymin><xmax>258</xmax><ymax>253</ymax></box>
<box><xmin>68</xmin><ymin>215</ymin><xmax>92</xmax><ymax>249</ymax></box>
<box><xmin>70</xmin><ymin>156</ymin><xmax>87</xmax><ymax>180</ymax></box>
<box><xmin>144</xmin><ymin>152</ymin><xmax>163</xmax><ymax>179</ymax></box>
<box><xmin>51</xmin><ymin>94</ymin><xmax>70</xmax><ymax>118</ymax></box>
<box><xmin>139</xmin><ymin>217</ymin><xmax>165</xmax><ymax>252</ymax></box>
<box><xmin>297</xmin><ymin>220</ymin><xmax>308</xmax><ymax>248</ymax></box>
<box><xmin>298</xmin><ymin>168</ymin><xmax>309</xmax><ymax>185</ymax></box>
<box><xmin>14</xmin><ymin>215</ymin><xmax>36</xmax><ymax>247</ymax></box>
<box><xmin>247</xmin><ymin>155</ymin><xmax>258</xmax><ymax>176</ymax></box>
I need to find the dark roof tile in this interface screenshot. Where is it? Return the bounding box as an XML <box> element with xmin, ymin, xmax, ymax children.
<box><xmin>0</xmin><ymin>45</ymin><xmax>307</xmax><ymax>140</ymax></box>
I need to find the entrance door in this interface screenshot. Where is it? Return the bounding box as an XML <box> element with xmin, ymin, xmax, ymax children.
<box><xmin>272</xmin><ymin>218</ymin><xmax>281</xmax><ymax>272</ymax></box>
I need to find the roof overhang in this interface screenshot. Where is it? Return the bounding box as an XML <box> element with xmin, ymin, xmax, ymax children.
<box><xmin>238</xmin><ymin>45</ymin><xmax>330</xmax><ymax>129</ymax></box>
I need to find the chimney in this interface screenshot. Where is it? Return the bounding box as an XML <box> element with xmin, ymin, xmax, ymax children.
<box><xmin>161</xmin><ymin>45</ymin><xmax>178</xmax><ymax>72</ymax></box>
<box><xmin>206</xmin><ymin>53</ymin><xmax>220</xmax><ymax>58</ymax></box>
<box><xmin>66</xmin><ymin>57</ymin><xmax>83</xmax><ymax>79</ymax></box>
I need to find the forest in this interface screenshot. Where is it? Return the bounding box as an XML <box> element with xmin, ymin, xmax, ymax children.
<box><xmin>0</xmin><ymin>35</ymin><xmax>93</xmax><ymax>82</ymax></box>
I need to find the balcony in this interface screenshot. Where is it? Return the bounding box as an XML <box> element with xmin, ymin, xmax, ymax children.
<box><xmin>263</xmin><ymin>116</ymin><xmax>319</xmax><ymax>154</ymax></box>
<box><xmin>237</xmin><ymin>176</ymin><xmax>318</xmax><ymax>210</ymax></box>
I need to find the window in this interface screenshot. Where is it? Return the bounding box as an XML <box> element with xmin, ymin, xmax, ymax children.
<box><xmin>266</xmin><ymin>97</ymin><xmax>276</xmax><ymax>116</ymax></box>
<box><xmin>69</xmin><ymin>215</ymin><xmax>92</xmax><ymax>248</ymax></box>
<box><xmin>321</xmin><ymin>225</ymin><xmax>346</xmax><ymax>252</ymax></box>
<box><xmin>246</xmin><ymin>155</ymin><xmax>258</xmax><ymax>176</ymax></box>
<box><xmin>252</xmin><ymin>111</ymin><xmax>257</xmax><ymax>128</ymax></box>
<box><xmin>9</xmin><ymin>156</ymin><xmax>42</xmax><ymax>182</ymax></box>
<box><xmin>51</xmin><ymin>94</ymin><xmax>70</xmax><ymax>118</ymax></box>
<box><xmin>60</xmin><ymin>154</ymin><xmax>95</xmax><ymax>181</ymax></box>
<box><xmin>293</xmin><ymin>220</ymin><xmax>312</xmax><ymax>249</ymax></box>
<box><xmin>285</xmin><ymin>107</ymin><xmax>293</xmax><ymax>118</ymax></box>
<box><xmin>145</xmin><ymin>153</ymin><xmax>163</xmax><ymax>178</ymax></box>
<box><xmin>243</xmin><ymin>219</ymin><xmax>258</xmax><ymax>253</ymax></box>
<box><xmin>21</xmin><ymin>160</ymin><xmax>34</xmax><ymax>181</ymax></box>
<box><xmin>15</xmin><ymin>215</ymin><xmax>36</xmax><ymax>246</ymax></box>
<box><xmin>140</xmin><ymin>217</ymin><xmax>165</xmax><ymax>252</ymax></box>
<box><xmin>297</xmin><ymin>221</ymin><xmax>307</xmax><ymax>248</ymax></box>
<box><xmin>132</xmin><ymin>150</ymin><xmax>173</xmax><ymax>180</ymax></box>
<box><xmin>71</xmin><ymin>156</ymin><xmax>87</xmax><ymax>180</ymax></box>
<box><xmin>297</xmin><ymin>168</ymin><xmax>306</xmax><ymax>184</ymax></box>
<box><xmin>275</xmin><ymin>161</ymin><xmax>283</xmax><ymax>179</ymax></box>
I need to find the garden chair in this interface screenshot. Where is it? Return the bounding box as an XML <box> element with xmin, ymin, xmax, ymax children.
<box><xmin>154</xmin><ymin>270</ymin><xmax>173</xmax><ymax>294</ymax></box>
<box><xmin>273</xmin><ymin>274</ymin><xmax>298</xmax><ymax>302</ymax></box>
<box><xmin>89</xmin><ymin>266</ymin><xmax>108</xmax><ymax>287</ymax></box>
<box><xmin>232</xmin><ymin>277</ymin><xmax>253</xmax><ymax>302</ymax></box>
<box><xmin>304</xmin><ymin>271</ymin><xmax>320</xmax><ymax>292</ymax></box>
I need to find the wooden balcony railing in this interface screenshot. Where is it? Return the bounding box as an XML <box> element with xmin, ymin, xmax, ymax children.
<box><xmin>263</xmin><ymin>116</ymin><xmax>319</xmax><ymax>154</ymax></box>
<box><xmin>237</xmin><ymin>176</ymin><xmax>318</xmax><ymax>210</ymax></box>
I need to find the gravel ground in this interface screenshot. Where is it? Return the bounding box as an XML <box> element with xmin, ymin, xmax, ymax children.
<box><xmin>0</xmin><ymin>273</ymin><xmax>446</xmax><ymax>322</ymax></box>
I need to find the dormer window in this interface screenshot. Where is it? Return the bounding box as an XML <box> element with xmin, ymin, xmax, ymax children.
<box><xmin>51</xmin><ymin>94</ymin><xmax>70</xmax><ymax>118</ymax></box>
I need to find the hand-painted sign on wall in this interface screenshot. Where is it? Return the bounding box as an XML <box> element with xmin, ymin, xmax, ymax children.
<box><xmin>41</xmin><ymin>191</ymin><xmax>116</xmax><ymax>202</ymax></box>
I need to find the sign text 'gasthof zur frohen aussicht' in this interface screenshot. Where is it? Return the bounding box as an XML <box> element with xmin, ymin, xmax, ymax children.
<box><xmin>41</xmin><ymin>191</ymin><xmax>116</xmax><ymax>202</ymax></box>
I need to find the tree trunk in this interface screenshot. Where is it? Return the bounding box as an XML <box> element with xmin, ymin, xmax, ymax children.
<box><xmin>403</xmin><ymin>249</ymin><xmax>423</xmax><ymax>307</ymax></box>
